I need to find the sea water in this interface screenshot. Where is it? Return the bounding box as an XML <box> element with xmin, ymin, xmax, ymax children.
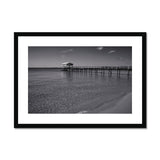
<box><xmin>28</xmin><ymin>69</ymin><xmax>132</xmax><ymax>113</ymax></box>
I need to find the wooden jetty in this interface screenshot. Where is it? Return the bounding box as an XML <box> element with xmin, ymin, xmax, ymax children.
<box><xmin>62</xmin><ymin>66</ymin><xmax>132</xmax><ymax>77</ymax></box>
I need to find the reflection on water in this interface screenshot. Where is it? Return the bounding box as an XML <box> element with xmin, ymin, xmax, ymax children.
<box><xmin>61</xmin><ymin>70</ymin><xmax>131</xmax><ymax>82</ymax></box>
<box><xmin>63</xmin><ymin>71</ymin><xmax>74</xmax><ymax>82</ymax></box>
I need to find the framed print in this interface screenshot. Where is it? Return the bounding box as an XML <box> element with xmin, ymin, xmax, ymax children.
<box><xmin>14</xmin><ymin>32</ymin><xmax>147</xmax><ymax>128</ymax></box>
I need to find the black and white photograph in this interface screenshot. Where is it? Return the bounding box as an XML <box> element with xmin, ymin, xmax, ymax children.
<box><xmin>14</xmin><ymin>32</ymin><xmax>146</xmax><ymax>128</ymax></box>
<box><xmin>28</xmin><ymin>46</ymin><xmax>132</xmax><ymax>114</ymax></box>
<box><xmin>3</xmin><ymin>0</ymin><xmax>160</xmax><ymax>159</ymax></box>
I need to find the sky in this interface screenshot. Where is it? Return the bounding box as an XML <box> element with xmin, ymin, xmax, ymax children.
<box><xmin>28</xmin><ymin>46</ymin><xmax>132</xmax><ymax>67</ymax></box>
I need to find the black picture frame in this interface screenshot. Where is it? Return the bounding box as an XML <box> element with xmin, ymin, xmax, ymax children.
<box><xmin>14</xmin><ymin>32</ymin><xmax>147</xmax><ymax>128</ymax></box>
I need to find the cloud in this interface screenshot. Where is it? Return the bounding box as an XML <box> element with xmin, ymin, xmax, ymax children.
<box><xmin>107</xmin><ymin>50</ymin><xmax>116</xmax><ymax>54</ymax></box>
<box><xmin>96</xmin><ymin>46</ymin><xmax>103</xmax><ymax>50</ymax></box>
<box><xmin>61</xmin><ymin>48</ymin><xmax>73</xmax><ymax>53</ymax></box>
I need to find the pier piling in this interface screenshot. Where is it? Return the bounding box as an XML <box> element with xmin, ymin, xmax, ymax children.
<box><xmin>62</xmin><ymin>66</ymin><xmax>132</xmax><ymax>77</ymax></box>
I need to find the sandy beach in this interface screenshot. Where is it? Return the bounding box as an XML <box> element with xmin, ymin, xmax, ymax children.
<box><xmin>104</xmin><ymin>92</ymin><xmax>132</xmax><ymax>113</ymax></box>
<box><xmin>77</xmin><ymin>92</ymin><xmax>132</xmax><ymax>113</ymax></box>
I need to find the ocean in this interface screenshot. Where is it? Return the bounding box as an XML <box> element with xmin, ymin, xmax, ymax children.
<box><xmin>28</xmin><ymin>68</ymin><xmax>132</xmax><ymax>113</ymax></box>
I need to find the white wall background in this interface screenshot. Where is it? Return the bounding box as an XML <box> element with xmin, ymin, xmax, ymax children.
<box><xmin>0</xmin><ymin>0</ymin><xmax>159</xmax><ymax>160</ymax></box>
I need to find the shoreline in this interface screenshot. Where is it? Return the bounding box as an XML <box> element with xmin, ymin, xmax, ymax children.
<box><xmin>100</xmin><ymin>92</ymin><xmax>132</xmax><ymax>113</ymax></box>
<box><xmin>78</xmin><ymin>92</ymin><xmax>132</xmax><ymax>114</ymax></box>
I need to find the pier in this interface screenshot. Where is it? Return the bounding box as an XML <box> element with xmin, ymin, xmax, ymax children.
<box><xmin>62</xmin><ymin>66</ymin><xmax>132</xmax><ymax>77</ymax></box>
